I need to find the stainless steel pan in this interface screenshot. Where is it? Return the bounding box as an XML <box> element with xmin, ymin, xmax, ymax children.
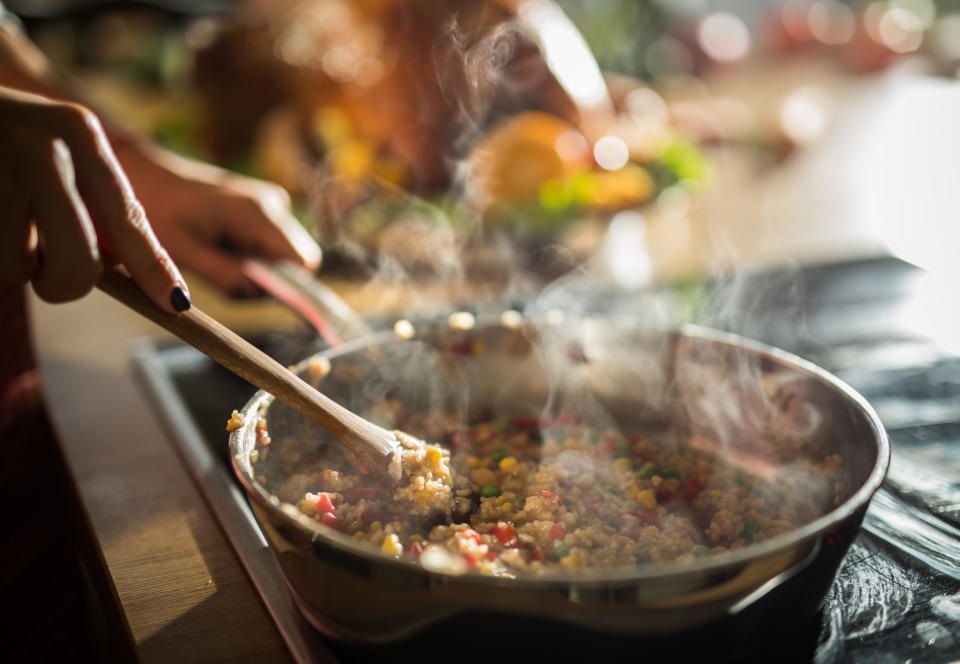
<box><xmin>229</xmin><ymin>318</ymin><xmax>888</xmax><ymax>642</ymax></box>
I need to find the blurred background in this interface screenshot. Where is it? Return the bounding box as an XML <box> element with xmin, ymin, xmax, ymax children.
<box><xmin>8</xmin><ymin>0</ymin><xmax>960</xmax><ymax>311</ymax></box>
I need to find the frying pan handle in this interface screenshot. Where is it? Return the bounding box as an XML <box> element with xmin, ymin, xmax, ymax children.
<box><xmin>727</xmin><ymin>537</ymin><xmax>823</xmax><ymax>615</ymax></box>
<box><xmin>241</xmin><ymin>259</ymin><xmax>372</xmax><ymax>347</ymax></box>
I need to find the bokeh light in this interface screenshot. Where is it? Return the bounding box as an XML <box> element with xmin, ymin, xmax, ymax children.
<box><xmin>602</xmin><ymin>210</ymin><xmax>651</xmax><ymax>288</ymax></box>
<box><xmin>878</xmin><ymin>7</ymin><xmax>925</xmax><ymax>53</ymax></box>
<box><xmin>808</xmin><ymin>0</ymin><xmax>856</xmax><ymax>45</ymax></box>
<box><xmin>624</xmin><ymin>87</ymin><xmax>669</xmax><ymax>126</ymax></box>
<box><xmin>779</xmin><ymin>87</ymin><xmax>828</xmax><ymax>144</ymax></box>
<box><xmin>698</xmin><ymin>12</ymin><xmax>751</xmax><ymax>63</ymax></box>
<box><xmin>593</xmin><ymin>135</ymin><xmax>630</xmax><ymax>171</ymax></box>
<box><xmin>448</xmin><ymin>312</ymin><xmax>476</xmax><ymax>331</ymax></box>
<box><xmin>393</xmin><ymin>319</ymin><xmax>415</xmax><ymax>339</ymax></box>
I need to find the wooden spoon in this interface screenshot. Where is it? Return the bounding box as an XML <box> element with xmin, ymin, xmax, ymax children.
<box><xmin>96</xmin><ymin>267</ymin><xmax>400</xmax><ymax>483</ymax></box>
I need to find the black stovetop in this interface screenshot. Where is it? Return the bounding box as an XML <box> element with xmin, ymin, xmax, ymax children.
<box><xmin>136</xmin><ymin>256</ymin><xmax>960</xmax><ymax>663</ymax></box>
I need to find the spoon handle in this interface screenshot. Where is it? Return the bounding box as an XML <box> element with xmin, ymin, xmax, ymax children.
<box><xmin>96</xmin><ymin>267</ymin><xmax>398</xmax><ymax>475</ymax></box>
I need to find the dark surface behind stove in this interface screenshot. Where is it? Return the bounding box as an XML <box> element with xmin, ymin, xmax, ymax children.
<box><xmin>165</xmin><ymin>257</ymin><xmax>960</xmax><ymax>663</ymax></box>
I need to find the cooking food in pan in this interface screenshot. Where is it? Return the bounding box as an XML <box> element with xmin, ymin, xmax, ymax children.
<box><xmin>243</xmin><ymin>400</ymin><xmax>842</xmax><ymax>577</ymax></box>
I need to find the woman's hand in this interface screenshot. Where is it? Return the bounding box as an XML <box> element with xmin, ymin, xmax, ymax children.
<box><xmin>0</xmin><ymin>86</ymin><xmax>190</xmax><ymax>312</ymax></box>
<box><xmin>117</xmin><ymin>144</ymin><xmax>322</xmax><ymax>298</ymax></box>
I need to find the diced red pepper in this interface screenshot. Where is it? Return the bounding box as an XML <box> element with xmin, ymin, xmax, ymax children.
<box><xmin>342</xmin><ymin>487</ymin><xmax>384</xmax><ymax>502</ymax></box>
<box><xmin>315</xmin><ymin>493</ymin><xmax>335</xmax><ymax>515</ymax></box>
<box><xmin>681</xmin><ymin>477</ymin><xmax>702</xmax><ymax>501</ymax></box>
<box><xmin>255</xmin><ymin>420</ymin><xmax>272</xmax><ymax>445</ymax></box>
<box><xmin>407</xmin><ymin>541</ymin><xmax>425</xmax><ymax>558</ymax></box>
<box><xmin>320</xmin><ymin>512</ymin><xmax>344</xmax><ymax>531</ymax></box>
<box><xmin>355</xmin><ymin>459</ymin><xmax>369</xmax><ymax>474</ymax></box>
<box><xmin>636</xmin><ymin>509</ymin><xmax>660</xmax><ymax>527</ymax></box>
<box><xmin>532</xmin><ymin>546</ymin><xmax>548</xmax><ymax>563</ymax></box>
<box><xmin>485</xmin><ymin>550</ymin><xmax>499</xmax><ymax>561</ymax></box>
<box><xmin>491</xmin><ymin>523</ymin><xmax>518</xmax><ymax>547</ymax></box>
<box><xmin>462</xmin><ymin>553</ymin><xmax>477</xmax><ymax>570</ymax></box>
<box><xmin>549</xmin><ymin>523</ymin><xmax>566</xmax><ymax>541</ymax></box>
<box><xmin>540</xmin><ymin>490</ymin><xmax>559</xmax><ymax>501</ymax></box>
<box><xmin>600</xmin><ymin>441</ymin><xmax>617</xmax><ymax>456</ymax></box>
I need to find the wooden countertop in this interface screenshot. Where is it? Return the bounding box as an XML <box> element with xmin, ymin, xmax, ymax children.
<box><xmin>30</xmin><ymin>286</ymin><xmax>300</xmax><ymax>663</ymax></box>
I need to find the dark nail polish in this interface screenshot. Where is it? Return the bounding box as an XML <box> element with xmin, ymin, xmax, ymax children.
<box><xmin>170</xmin><ymin>286</ymin><xmax>191</xmax><ymax>312</ymax></box>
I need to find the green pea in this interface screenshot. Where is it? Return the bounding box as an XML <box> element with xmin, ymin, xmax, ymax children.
<box><xmin>662</xmin><ymin>467</ymin><xmax>680</xmax><ymax>479</ymax></box>
<box><xmin>607</xmin><ymin>485</ymin><xmax>622</xmax><ymax>496</ymax></box>
<box><xmin>481</xmin><ymin>484</ymin><xmax>500</xmax><ymax>498</ymax></box>
<box><xmin>638</xmin><ymin>462</ymin><xmax>659</xmax><ymax>479</ymax></box>
<box><xmin>742</xmin><ymin>521</ymin><xmax>761</xmax><ymax>538</ymax></box>
<box><xmin>492</xmin><ymin>449</ymin><xmax>507</xmax><ymax>463</ymax></box>
<box><xmin>552</xmin><ymin>544</ymin><xmax>571</xmax><ymax>560</ymax></box>
<box><xmin>691</xmin><ymin>544</ymin><xmax>709</xmax><ymax>557</ymax></box>
<box><xmin>515</xmin><ymin>497</ymin><xmax>525</xmax><ymax>509</ymax></box>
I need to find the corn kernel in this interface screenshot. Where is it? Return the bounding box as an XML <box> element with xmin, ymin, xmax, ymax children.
<box><xmin>636</xmin><ymin>489</ymin><xmax>658</xmax><ymax>510</ymax></box>
<box><xmin>370</xmin><ymin>521</ymin><xmax>382</xmax><ymax>532</ymax></box>
<box><xmin>625</xmin><ymin>485</ymin><xmax>640</xmax><ymax>500</ymax></box>
<box><xmin>501</xmin><ymin>503</ymin><xmax>512</xmax><ymax>512</ymax></box>
<box><xmin>560</xmin><ymin>552</ymin><xmax>581</xmax><ymax>572</ymax></box>
<box><xmin>426</xmin><ymin>446</ymin><xmax>444</xmax><ymax>468</ymax></box>
<box><xmin>613</xmin><ymin>458</ymin><xmax>631</xmax><ymax>472</ymax></box>
<box><xmin>499</xmin><ymin>456</ymin><xmax>518</xmax><ymax>472</ymax></box>
<box><xmin>380</xmin><ymin>533</ymin><xmax>403</xmax><ymax>556</ymax></box>
<box><xmin>466</xmin><ymin>456</ymin><xmax>484</xmax><ymax>468</ymax></box>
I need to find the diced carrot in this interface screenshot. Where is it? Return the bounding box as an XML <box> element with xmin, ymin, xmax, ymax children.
<box><xmin>315</xmin><ymin>493</ymin><xmax>335</xmax><ymax>515</ymax></box>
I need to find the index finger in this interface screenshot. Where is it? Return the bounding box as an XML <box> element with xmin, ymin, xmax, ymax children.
<box><xmin>55</xmin><ymin>105</ymin><xmax>190</xmax><ymax>313</ymax></box>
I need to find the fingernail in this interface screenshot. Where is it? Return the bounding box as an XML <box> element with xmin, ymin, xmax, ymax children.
<box><xmin>170</xmin><ymin>286</ymin><xmax>191</xmax><ymax>312</ymax></box>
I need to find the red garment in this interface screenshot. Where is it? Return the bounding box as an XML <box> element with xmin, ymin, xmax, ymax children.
<box><xmin>0</xmin><ymin>284</ymin><xmax>41</xmax><ymax>433</ymax></box>
<box><xmin>0</xmin><ymin>283</ymin><xmax>137</xmax><ymax>660</ymax></box>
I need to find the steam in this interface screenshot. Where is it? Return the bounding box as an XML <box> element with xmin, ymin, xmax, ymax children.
<box><xmin>261</xmin><ymin>1</ymin><xmax>840</xmax><ymax>520</ymax></box>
